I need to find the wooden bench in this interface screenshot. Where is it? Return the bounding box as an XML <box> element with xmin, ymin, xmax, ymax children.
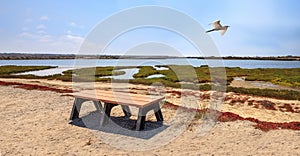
<box><xmin>69</xmin><ymin>90</ymin><xmax>164</xmax><ymax>130</ymax></box>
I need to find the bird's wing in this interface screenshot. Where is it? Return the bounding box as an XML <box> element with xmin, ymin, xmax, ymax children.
<box><xmin>220</xmin><ymin>27</ymin><xmax>228</xmax><ymax>36</ymax></box>
<box><xmin>213</xmin><ymin>20</ymin><xmax>222</xmax><ymax>29</ymax></box>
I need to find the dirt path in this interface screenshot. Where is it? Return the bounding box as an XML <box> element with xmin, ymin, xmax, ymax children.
<box><xmin>230</xmin><ymin>77</ymin><xmax>300</xmax><ymax>92</ymax></box>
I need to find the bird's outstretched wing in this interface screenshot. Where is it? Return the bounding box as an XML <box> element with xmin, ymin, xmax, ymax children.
<box><xmin>220</xmin><ymin>26</ymin><xmax>229</xmax><ymax>36</ymax></box>
<box><xmin>212</xmin><ymin>20</ymin><xmax>222</xmax><ymax>29</ymax></box>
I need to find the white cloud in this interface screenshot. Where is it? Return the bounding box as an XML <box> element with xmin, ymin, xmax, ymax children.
<box><xmin>19</xmin><ymin>32</ymin><xmax>36</xmax><ymax>38</ymax></box>
<box><xmin>69</xmin><ymin>21</ymin><xmax>84</xmax><ymax>29</ymax></box>
<box><xmin>38</xmin><ymin>35</ymin><xmax>53</xmax><ymax>42</ymax></box>
<box><xmin>25</xmin><ymin>18</ymin><xmax>33</xmax><ymax>23</ymax></box>
<box><xmin>49</xmin><ymin>34</ymin><xmax>84</xmax><ymax>52</ymax></box>
<box><xmin>36</xmin><ymin>30</ymin><xmax>47</xmax><ymax>34</ymax></box>
<box><xmin>70</xmin><ymin>22</ymin><xmax>76</xmax><ymax>27</ymax></box>
<box><xmin>22</xmin><ymin>27</ymin><xmax>29</xmax><ymax>31</ymax></box>
<box><xmin>13</xmin><ymin>31</ymin><xmax>84</xmax><ymax>53</ymax></box>
<box><xmin>62</xmin><ymin>34</ymin><xmax>84</xmax><ymax>44</ymax></box>
<box><xmin>36</xmin><ymin>24</ymin><xmax>47</xmax><ymax>30</ymax></box>
<box><xmin>67</xmin><ymin>30</ymin><xmax>72</xmax><ymax>35</ymax></box>
<box><xmin>40</xmin><ymin>16</ymin><xmax>49</xmax><ymax>21</ymax></box>
<box><xmin>18</xmin><ymin>32</ymin><xmax>52</xmax><ymax>42</ymax></box>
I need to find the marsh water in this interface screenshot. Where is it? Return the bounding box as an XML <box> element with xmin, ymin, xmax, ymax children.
<box><xmin>1</xmin><ymin>59</ymin><xmax>300</xmax><ymax>68</ymax></box>
<box><xmin>1</xmin><ymin>59</ymin><xmax>300</xmax><ymax>79</ymax></box>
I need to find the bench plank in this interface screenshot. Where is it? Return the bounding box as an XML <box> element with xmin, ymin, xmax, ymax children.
<box><xmin>71</xmin><ymin>90</ymin><xmax>164</xmax><ymax>108</ymax></box>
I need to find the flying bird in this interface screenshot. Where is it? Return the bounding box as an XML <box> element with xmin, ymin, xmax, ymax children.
<box><xmin>206</xmin><ymin>20</ymin><xmax>230</xmax><ymax>36</ymax></box>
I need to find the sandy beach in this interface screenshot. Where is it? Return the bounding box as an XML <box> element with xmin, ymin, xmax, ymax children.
<box><xmin>0</xmin><ymin>78</ymin><xmax>300</xmax><ymax>155</ymax></box>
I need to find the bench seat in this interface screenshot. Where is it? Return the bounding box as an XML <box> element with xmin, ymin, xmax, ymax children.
<box><xmin>69</xmin><ymin>90</ymin><xmax>164</xmax><ymax>130</ymax></box>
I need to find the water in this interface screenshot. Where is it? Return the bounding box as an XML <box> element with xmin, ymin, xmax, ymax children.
<box><xmin>1</xmin><ymin>59</ymin><xmax>300</xmax><ymax>69</ymax></box>
<box><xmin>15</xmin><ymin>67</ymin><xmax>75</xmax><ymax>76</ymax></box>
<box><xmin>147</xmin><ymin>74</ymin><xmax>166</xmax><ymax>79</ymax></box>
<box><xmin>101</xmin><ymin>68</ymin><xmax>139</xmax><ymax>79</ymax></box>
<box><xmin>153</xmin><ymin>66</ymin><xmax>169</xmax><ymax>70</ymax></box>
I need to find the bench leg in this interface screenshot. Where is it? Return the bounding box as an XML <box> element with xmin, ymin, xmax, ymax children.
<box><xmin>92</xmin><ymin>101</ymin><xmax>103</xmax><ymax>112</ymax></box>
<box><xmin>121</xmin><ymin>105</ymin><xmax>131</xmax><ymax>118</ymax></box>
<box><xmin>70</xmin><ymin>98</ymin><xmax>85</xmax><ymax>120</ymax></box>
<box><xmin>135</xmin><ymin>103</ymin><xmax>164</xmax><ymax>130</ymax></box>
<box><xmin>136</xmin><ymin>108</ymin><xmax>146</xmax><ymax>131</ymax></box>
<box><xmin>100</xmin><ymin>103</ymin><xmax>118</xmax><ymax>126</ymax></box>
<box><xmin>154</xmin><ymin>103</ymin><xmax>164</xmax><ymax>121</ymax></box>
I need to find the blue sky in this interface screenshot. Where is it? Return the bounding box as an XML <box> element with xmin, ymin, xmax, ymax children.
<box><xmin>0</xmin><ymin>0</ymin><xmax>300</xmax><ymax>56</ymax></box>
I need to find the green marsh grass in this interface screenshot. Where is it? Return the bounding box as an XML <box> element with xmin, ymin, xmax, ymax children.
<box><xmin>0</xmin><ymin>65</ymin><xmax>54</xmax><ymax>75</ymax></box>
<box><xmin>1</xmin><ymin>65</ymin><xmax>299</xmax><ymax>100</ymax></box>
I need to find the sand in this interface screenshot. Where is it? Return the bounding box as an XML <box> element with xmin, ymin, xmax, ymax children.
<box><xmin>0</xmin><ymin>78</ymin><xmax>300</xmax><ymax>155</ymax></box>
<box><xmin>230</xmin><ymin>77</ymin><xmax>300</xmax><ymax>92</ymax></box>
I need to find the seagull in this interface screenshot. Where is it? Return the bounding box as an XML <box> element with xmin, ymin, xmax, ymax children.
<box><xmin>206</xmin><ymin>20</ymin><xmax>230</xmax><ymax>36</ymax></box>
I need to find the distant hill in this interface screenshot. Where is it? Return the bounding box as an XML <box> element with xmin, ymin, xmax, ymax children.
<box><xmin>188</xmin><ymin>56</ymin><xmax>300</xmax><ymax>61</ymax></box>
<box><xmin>0</xmin><ymin>53</ymin><xmax>118</xmax><ymax>60</ymax></box>
<box><xmin>0</xmin><ymin>53</ymin><xmax>299</xmax><ymax>61</ymax></box>
<box><xmin>0</xmin><ymin>53</ymin><xmax>178</xmax><ymax>60</ymax></box>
